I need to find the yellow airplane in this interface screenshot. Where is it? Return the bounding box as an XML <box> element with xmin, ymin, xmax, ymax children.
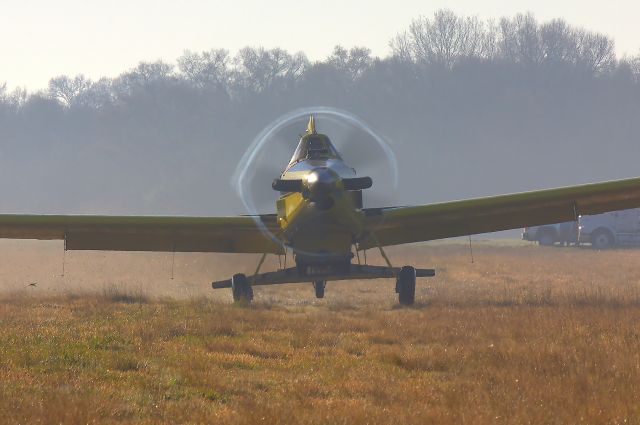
<box><xmin>2</xmin><ymin>116</ymin><xmax>640</xmax><ymax>305</ymax></box>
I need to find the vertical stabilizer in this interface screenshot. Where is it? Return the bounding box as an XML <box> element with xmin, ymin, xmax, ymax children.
<box><xmin>306</xmin><ymin>115</ymin><xmax>317</xmax><ymax>135</ymax></box>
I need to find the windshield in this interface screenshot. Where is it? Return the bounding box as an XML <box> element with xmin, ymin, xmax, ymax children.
<box><xmin>288</xmin><ymin>134</ymin><xmax>342</xmax><ymax>165</ymax></box>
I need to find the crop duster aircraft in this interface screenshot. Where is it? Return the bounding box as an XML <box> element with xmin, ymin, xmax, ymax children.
<box><xmin>2</xmin><ymin>116</ymin><xmax>640</xmax><ymax>305</ymax></box>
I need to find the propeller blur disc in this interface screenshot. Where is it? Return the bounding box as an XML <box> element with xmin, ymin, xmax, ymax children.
<box><xmin>232</xmin><ymin>106</ymin><xmax>399</xmax><ymax>251</ymax></box>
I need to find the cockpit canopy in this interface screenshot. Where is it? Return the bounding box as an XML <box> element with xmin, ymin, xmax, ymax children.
<box><xmin>288</xmin><ymin>134</ymin><xmax>342</xmax><ymax>166</ymax></box>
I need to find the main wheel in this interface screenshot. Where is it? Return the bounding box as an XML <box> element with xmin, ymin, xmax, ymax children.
<box><xmin>231</xmin><ymin>273</ymin><xmax>253</xmax><ymax>303</ymax></box>
<box><xmin>313</xmin><ymin>281</ymin><xmax>326</xmax><ymax>299</ymax></box>
<box><xmin>397</xmin><ymin>266</ymin><xmax>416</xmax><ymax>305</ymax></box>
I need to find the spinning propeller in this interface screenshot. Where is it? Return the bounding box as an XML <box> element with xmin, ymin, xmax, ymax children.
<box><xmin>234</xmin><ymin>108</ymin><xmax>399</xmax><ymax>215</ymax></box>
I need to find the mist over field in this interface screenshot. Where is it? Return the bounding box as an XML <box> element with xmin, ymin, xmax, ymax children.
<box><xmin>1</xmin><ymin>10</ymin><xmax>639</xmax><ymax>217</ymax></box>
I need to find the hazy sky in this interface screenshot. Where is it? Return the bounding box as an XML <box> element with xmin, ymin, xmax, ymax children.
<box><xmin>1</xmin><ymin>0</ymin><xmax>639</xmax><ymax>90</ymax></box>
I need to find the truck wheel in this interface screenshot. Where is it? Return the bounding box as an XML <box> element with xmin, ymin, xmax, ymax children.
<box><xmin>538</xmin><ymin>231</ymin><xmax>555</xmax><ymax>246</ymax></box>
<box><xmin>591</xmin><ymin>229</ymin><xmax>614</xmax><ymax>250</ymax></box>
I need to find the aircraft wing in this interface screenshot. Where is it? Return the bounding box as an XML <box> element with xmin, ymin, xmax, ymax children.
<box><xmin>0</xmin><ymin>214</ymin><xmax>283</xmax><ymax>254</ymax></box>
<box><xmin>359</xmin><ymin>177</ymin><xmax>640</xmax><ymax>249</ymax></box>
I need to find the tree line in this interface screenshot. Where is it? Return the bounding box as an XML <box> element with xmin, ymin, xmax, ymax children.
<box><xmin>2</xmin><ymin>11</ymin><xmax>638</xmax><ymax>110</ymax></box>
<box><xmin>0</xmin><ymin>10</ymin><xmax>639</xmax><ymax>215</ymax></box>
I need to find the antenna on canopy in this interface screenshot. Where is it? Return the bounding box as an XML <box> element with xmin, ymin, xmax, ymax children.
<box><xmin>306</xmin><ymin>115</ymin><xmax>317</xmax><ymax>135</ymax></box>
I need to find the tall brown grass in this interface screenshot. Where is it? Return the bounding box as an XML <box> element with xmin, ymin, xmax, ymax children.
<box><xmin>1</xmin><ymin>241</ymin><xmax>640</xmax><ymax>423</ymax></box>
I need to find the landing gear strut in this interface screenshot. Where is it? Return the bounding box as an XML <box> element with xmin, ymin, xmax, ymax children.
<box><xmin>313</xmin><ymin>280</ymin><xmax>326</xmax><ymax>298</ymax></box>
<box><xmin>231</xmin><ymin>273</ymin><xmax>253</xmax><ymax>303</ymax></box>
<box><xmin>396</xmin><ymin>266</ymin><xmax>416</xmax><ymax>305</ymax></box>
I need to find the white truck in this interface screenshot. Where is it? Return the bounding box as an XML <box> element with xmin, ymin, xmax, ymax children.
<box><xmin>578</xmin><ymin>208</ymin><xmax>640</xmax><ymax>249</ymax></box>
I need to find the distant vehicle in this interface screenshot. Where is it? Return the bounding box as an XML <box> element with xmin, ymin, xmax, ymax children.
<box><xmin>523</xmin><ymin>221</ymin><xmax>578</xmax><ymax>246</ymax></box>
<box><xmin>579</xmin><ymin>208</ymin><xmax>640</xmax><ymax>249</ymax></box>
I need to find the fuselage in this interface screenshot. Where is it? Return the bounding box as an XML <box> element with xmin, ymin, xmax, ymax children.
<box><xmin>274</xmin><ymin>133</ymin><xmax>368</xmax><ymax>266</ymax></box>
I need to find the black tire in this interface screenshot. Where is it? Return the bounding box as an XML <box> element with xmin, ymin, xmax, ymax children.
<box><xmin>591</xmin><ymin>229</ymin><xmax>614</xmax><ymax>250</ymax></box>
<box><xmin>231</xmin><ymin>273</ymin><xmax>253</xmax><ymax>303</ymax></box>
<box><xmin>537</xmin><ymin>229</ymin><xmax>556</xmax><ymax>246</ymax></box>
<box><xmin>313</xmin><ymin>281</ymin><xmax>326</xmax><ymax>299</ymax></box>
<box><xmin>397</xmin><ymin>266</ymin><xmax>416</xmax><ymax>305</ymax></box>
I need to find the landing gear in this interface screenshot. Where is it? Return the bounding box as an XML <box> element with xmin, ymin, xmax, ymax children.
<box><xmin>313</xmin><ymin>280</ymin><xmax>326</xmax><ymax>298</ymax></box>
<box><xmin>396</xmin><ymin>266</ymin><xmax>416</xmax><ymax>305</ymax></box>
<box><xmin>231</xmin><ymin>273</ymin><xmax>253</xmax><ymax>303</ymax></box>
<box><xmin>211</xmin><ymin>261</ymin><xmax>434</xmax><ymax>305</ymax></box>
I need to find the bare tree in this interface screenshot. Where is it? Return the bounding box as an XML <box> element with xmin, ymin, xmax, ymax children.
<box><xmin>178</xmin><ymin>49</ymin><xmax>231</xmax><ymax>90</ymax></box>
<box><xmin>391</xmin><ymin>9</ymin><xmax>488</xmax><ymax>67</ymax></box>
<box><xmin>389</xmin><ymin>31</ymin><xmax>413</xmax><ymax>62</ymax></box>
<box><xmin>232</xmin><ymin>47</ymin><xmax>308</xmax><ymax>94</ymax></box>
<box><xmin>8</xmin><ymin>86</ymin><xmax>27</xmax><ymax>109</ymax></box>
<box><xmin>499</xmin><ymin>13</ymin><xmax>543</xmax><ymax>65</ymax></box>
<box><xmin>47</xmin><ymin>74</ymin><xmax>91</xmax><ymax>107</ymax></box>
<box><xmin>481</xmin><ymin>19</ymin><xmax>499</xmax><ymax>59</ymax></box>
<box><xmin>133</xmin><ymin>61</ymin><xmax>174</xmax><ymax>83</ymax></box>
<box><xmin>327</xmin><ymin>46</ymin><xmax>373</xmax><ymax>80</ymax></box>
<box><xmin>76</xmin><ymin>78</ymin><xmax>115</xmax><ymax>108</ymax></box>
<box><xmin>629</xmin><ymin>53</ymin><xmax>640</xmax><ymax>83</ymax></box>
<box><xmin>540</xmin><ymin>19</ymin><xmax>578</xmax><ymax>65</ymax></box>
<box><xmin>113</xmin><ymin>61</ymin><xmax>176</xmax><ymax>98</ymax></box>
<box><xmin>575</xmin><ymin>31</ymin><xmax>616</xmax><ymax>74</ymax></box>
<box><xmin>0</xmin><ymin>82</ymin><xmax>8</xmax><ymax>116</ymax></box>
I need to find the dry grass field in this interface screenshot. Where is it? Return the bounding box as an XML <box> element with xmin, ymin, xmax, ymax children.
<box><xmin>2</xmin><ymin>240</ymin><xmax>640</xmax><ymax>423</ymax></box>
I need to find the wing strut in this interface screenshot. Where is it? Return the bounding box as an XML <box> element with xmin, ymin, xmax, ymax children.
<box><xmin>372</xmin><ymin>233</ymin><xmax>394</xmax><ymax>268</ymax></box>
<box><xmin>61</xmin><ymin>232</ymin><xmax>67</xmax><ymax>277</ymax></box>
<box><xmin>170</xmin><ymin>247</ymin><xmax>176</xmax><ymax>280</ymax></box>
<box><xmin>252</xmin><ymin>253</ymin><xmax>268</xmax><ymax>285</ymax></box>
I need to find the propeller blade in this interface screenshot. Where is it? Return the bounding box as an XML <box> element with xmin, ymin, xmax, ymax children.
<box><xmin>272</xmin><ymin>179</ymin><xmax>303</xmax><ymax>192</ymax></box>
<box><xmin>245</xmin><ymin>162</ymin><xmax>285</xmax><ymax>213</ymax></box>
<box><xmin>332</xmin><ymin>125</ymin><xmax>397</xmax><ymax>208</ymax></box>
<box><xmin>336</xmin><ymin>126</ymin><xmax>386</xmax><ymax>170</ymax></box>
<box><xmin>343</xmin><ymin>176</ymin><xmax>373</xmax><ymax>191</ymax></box>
